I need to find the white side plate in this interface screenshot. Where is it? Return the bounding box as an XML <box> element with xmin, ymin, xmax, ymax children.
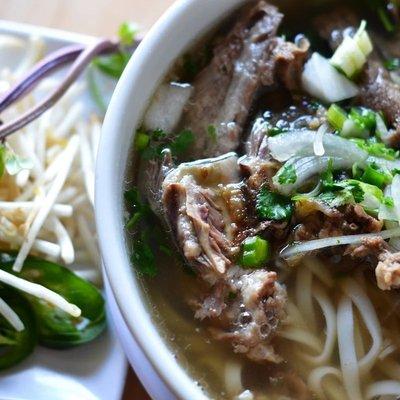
<box><xmin>0</xmin><ymin>20</ymin><xmax>127</xmax><ymax>400</ymax></box>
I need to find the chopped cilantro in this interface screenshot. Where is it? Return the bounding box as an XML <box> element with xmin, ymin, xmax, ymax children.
<box><xmin>351</xmin><ymin>138</ymin><xmax>399</xmax><ymax>161</ymax></box>
<box><xmin>93</xmin><ymin>52</ymin><xmax>130</xmax><ymax>79</ymax></box>
<box><xmin>277</xmin><ymin>164</ymin><xmax>297</xmax><ymax>185</ymax></box>
<box><xmin>385</xmin><ymin>58</ymin><xmax>400</xmax><ymax>71</ymax></box>
<box><xmin>92</xmin><ymin>22</ymin><xmax>137</xmax><ymax>79</ymax></box>
<box><xmin>256</xmin><ymin>187</ymin><xmax>294</xmax><ymax>221</ymax></box>
<box><xmin>321</xmin><ymin>158</ymin><xmax>334</xmax><ymax>190</ymax></box>
<box><xmin>125</xmin><ymin>186</ymin><xmax>173</xmax><ymax>277</ymax></box>
<box><xmin>139</xmin><ymin>128</ymin><xmax>195</xmax><ymax>160</ymax></box>
<box><xmin>131</xmin><ymin>232</ymin><xmax>157</xmax><ymax>277</ymax></box>
<box><xmin>169</xmin><ymin>130</ymin><xmax>195</xmax><ymax>156</ymax></box>
<box><xmin>383</xmin><ymin>196</ymin><xmax>395</xmax><ymax>207</ymax></box>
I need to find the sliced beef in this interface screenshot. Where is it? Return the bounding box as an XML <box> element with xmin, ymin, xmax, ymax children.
<box><xmin>313</xmin><ymin>7</ymin><xmax>358</xmax><ymax>50</ymax></box>
<box><xmin>181</xmin><ymin>1</ymin><xmax>309</xmax><ymax>159</ymax></box>
<box><xmin>358</xmin><ymin>61</ymin><xmax>400</xmax><ymax>147</ymax></box>
<box><xmin>162</xmin><ymin>153</ymin><xmax>244</xmax><ymax>282</ymax></box>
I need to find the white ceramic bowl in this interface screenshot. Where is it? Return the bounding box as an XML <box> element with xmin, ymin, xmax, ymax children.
<box><xmin>95</xmin><ymin>1</ymin><xmax>248</xmax><ymax>399</ymax></box>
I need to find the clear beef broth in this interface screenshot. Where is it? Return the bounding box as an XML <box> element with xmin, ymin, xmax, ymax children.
<box><xmin>125</xmin><ymin>1</ymin><xmax>400</xmax><ymax>399</ymax></box>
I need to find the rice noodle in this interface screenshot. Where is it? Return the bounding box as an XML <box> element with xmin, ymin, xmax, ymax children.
<box><xmin>280</xmin><ymin>227</ymin><xmax>400</xmax><ymax>259</ymax></box>
<box><xmin>0</xmin><ymin>296</ymin><xmax>24</xmax><ymax>331</ymax></box>
<box><xmin>305</xmin><ymin>257</ymin><xmax>334</xmax><ymax>288</ymax></box>
<box><xmin>280</xmin><ymin>327</ymin><xmax>323</xmax><ymax>354</ymax></box>
<box><xmin>365</xmin><ymin>380</ymin><xmax>400</xmax><ymax>399</ymax></box>
<box><xmin>337</xmin><ymin>295</ymin><xmax>363</xmax><ymax>400</ymax></box>
<box><xmin>341</xmin><ymin>278</ymin><xmax>382</xmax><ymax>375</ymax></box>
<box><xmin>303</xmin><ymin>285</ymin><xmax>337</xmax><ymax>366</ymax></box>
<box><xmin>296</xmin><ymin>265</ymin><xmax>316</xmax><ymax>329</ymax></box>
<box><xmin>224</xmin><ymin>361</ymin><xmax>243</xmax><ymax>396</ymax></box>
<box><xmin>308</xmin><ymin>367</ymin><xmax>344</xmax><ymax>400</ymax></box>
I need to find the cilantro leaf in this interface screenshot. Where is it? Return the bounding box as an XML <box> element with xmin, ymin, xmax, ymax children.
<box><xmin>118</xmin><ymin>22</ymin><xmax>138</xmax><ymax>46</ymax></box>
<box><xmin>131</xmin><ymin>233</ymin><xmax>157</xmax><ymax>277</ymax></box>
<box><xmin>170</xmin><ymin>130</ymin><xmax>195</xmax><ymax>156</ymax></box>
<box><xmin>277</xmin><ymin>164</ymin><xmax>297</xmax><ymax>185</ymax></box>
<box><xmin>93</xmin><ymin>52</ymin><xmax>130</xmax><ymax>79</ymax></box>
<box><xmin>256</xmin><ymin>187</ymin><xmax>293</xmax><ymax>221</ymax></box>
<box><xmin>351</xmin><ymin>138</ymin><xmax>399</xmax><ymax>161</ymax></box>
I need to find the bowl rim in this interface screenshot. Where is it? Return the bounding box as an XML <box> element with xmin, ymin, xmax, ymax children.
<box><xmin>95</xmin><ymin>0</ymin><xmax>247</xmax><ymax>399</ymax></box>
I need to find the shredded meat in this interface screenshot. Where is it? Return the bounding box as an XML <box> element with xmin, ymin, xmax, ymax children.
<box><xmin>344</xmin><ymin>237</ymin><xmax>388</xmax><ymax>259</ymax></box>
<box><xmin>376</xmin><ymin>251</ymin><xmax>400</xmax><ymax>290</ymax></box>
<box><xmin>272</xmin><ymin>36</ymin><xmax>310</xmax><ymax>91</ymax></box>
<box><xmin>162</xmin><ymin>153</ymin><xmax>242</xmax><ymax>282</ymax></box>
<box><xmin>181</xmin><ymin>1</ymin><xmax>284</xmax><ymax>159</ymax></box>
<box><xmin>294</xmin><ymin>204</ymin><xmax>382</xmax><ymax>245</ymax></box>
<box><xmin>206</xmin><ymin>267</ymin><xmax>287</xmax><ymax>363</ymax></box>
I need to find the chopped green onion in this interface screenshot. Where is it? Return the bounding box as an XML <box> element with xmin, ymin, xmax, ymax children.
<box><xmin>341</xmin><ymin>118</ymin><xmax>369</xmax><ymax>138</ymax></box>
<box><xmin>135</xmin><ymin>131</ymin><xmax>150</xmax><ymax>152</ymax></box>
<box><xmin>352</xmin><ymin>163</ymin><xmax>364</xmax><ymax>180</ymax></box>
<box><xmin>349</xmin><ymin>107</ymin><xmax>376</xmax><ymax>131</ymax></box>
<box><xmin>361</xmin><ymin>164</ymin><xmax>392</xmax><ymax>188</ymax></box>
<box><xmin>377</xmin><ymin>6</ymin><xmax>396</xmax><ymax>33</ymax></box>
<box><xmin>327</xmin><ymin>104</ymin><xmax>347</xmax><ymax>131</ymax></box>
<box><xmin>240</xmin><ymin>236</ymin><xmax>271</xmax><ymax>268</ymax></box>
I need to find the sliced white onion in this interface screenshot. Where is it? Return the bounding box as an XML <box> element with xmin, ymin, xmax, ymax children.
<box><xmin>368</xmin><ymin>156</ymin><xmax>400</xmax><ymax>173</ymax></box>
<box><xmin>273</xmin><ymin>156</ymin><xmax>353</xmax><ymax>195</ymax></box>
<box><xmin>280</xmin><ymin>227</ymin><xmax>400</xmax><ymax>259</ymax></box>
<box><xmin>268</xmin><ymin>130</ymin><xmax>368</xmax><ymax>163</ymax></box>
<box><xmin>301</xmin><ymin>53</ymin><xmax>359</xmax><ymax>103</ymax></box>
<box><xmin>143</xmin><ymin>82</ymin><xmax>193</xmax><ymax>133</ymax></box>
<box><xmin>379</xmin><ymin>184</ymin><xmax>398</xmax><ymax>222</ymax></box>
<box><xmin>391</xmin><ymin>175</ymin><xmax>400</xmax><ymax>222</ymax></box>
